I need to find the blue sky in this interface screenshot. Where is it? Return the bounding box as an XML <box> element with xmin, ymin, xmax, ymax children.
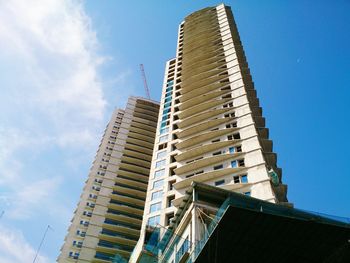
<box><xmin>0</xmin><ymin>0</ymin><xmax>349</xmax><ymax>262</ymax></box>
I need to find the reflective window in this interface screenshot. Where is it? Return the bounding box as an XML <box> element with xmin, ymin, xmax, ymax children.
<box><xmin>157</xmin><ymin>151</ymin><xmax>167</xmax><ymax>159</ymax></box>
<box><xmin>163</xmin><ymin>108</ymin><xmax>171</xmax><ymax>115</ymax></box>
<box><xmin>162</xmin><ymin>115</ymin><xmax>169</xmax><ymax>121</ymax></box>
<box><xmin>160</xmin><ymin>127</ymin><xmax>169</xmax><ymax>135</ymax></box>
<box><xmin>229</xmin><ymin>147</ymin><xmax>235</xmax><ymax>154</ymax></box>
<box><xmin>151</xmin><ymin>191</ymin><xmax>163</xmax><ymax>200</ymax></box>
<box><xmin>148</xmin><ymin>215</ymin><xmax>160</xmax><ymax>227</ymax></box>
<box><xmin>154</xmin><ymin>169</ymin><xmax>165</xmax><ymax>178</ymax></box>
<box><xmin>241</xmin><ymin>175</ymin><xmax>248</xmax><ymax>183</ymax></box>
<box><xmin>155</xmin><ymin>159</ymin><xmax>166</xmax><ymax>168</ymax></box>
<box><xmin>164</xmin><ymin>102</ymin><xmax>172</xmax><ymax>108</ymax></box>
<box><xmin>153</xmin><ymin>179</ymin><xmax>164</xmax><ymax>189</ymax></box>
<box><xmin>159</xmin><ymin>135</ymin><xmax>168</xmax><ymax>143</ymax></box>
<box><xmin>231</xmin><ymin>160</ymin><xmax>237</xmax><ymax>168</ymax></box>
<box><xmin>150</xmin><ymin>202</ymin><xmax>162</xmax><ymax>213</ymax></box>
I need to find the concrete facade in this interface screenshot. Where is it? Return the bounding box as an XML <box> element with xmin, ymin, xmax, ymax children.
<box><xmin>130</xmin><ymin>4</ymin><xmax>288</xmax><ymax>262</ymax></box>
<box><xmin>58</xmin><ymin>97</ymin><xmax>159</xmax><ymax>263</ymax></box>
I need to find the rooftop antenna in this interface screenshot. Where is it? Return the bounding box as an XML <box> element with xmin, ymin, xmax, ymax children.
<box><xmin>140</xmin><ymin>64</ymin><xmax>151</xmax><ymax>100</ymax></box>
<box><xmin>32</xmin><ymin>225</ymin><xmax>53</xmax><ymax>263</ymax></box>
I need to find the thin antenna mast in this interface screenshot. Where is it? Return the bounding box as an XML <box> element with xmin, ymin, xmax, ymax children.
<box><xmin>32</xmin><ymin>225</ymin><xmax>53</xmax><ymax>263</ymax></box>
<box><xmin>140</xmin><ymin>64</ymin><xmax>151</xmax><ymax>99</ymax></box>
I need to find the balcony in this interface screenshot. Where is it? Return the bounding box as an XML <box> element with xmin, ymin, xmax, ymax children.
<box><xmin>176</xmin><ymin>128</ymin><xmax>238</xmax><ymax>150</ymax></box>
<box><xmin>98</xmin><ymin>232</ymin><xmax>137</xmax><ymax>247</ymax></box>
<box><xmin>176</xmin><ymin>117</ymin><xmax>235</xmax><ymax>139</ymax></box>
<box><xmin>113</xmin><ymin>185</ymin><xmax>146</xmax><ymax>200</ymax></box>
<box><xmin>118</xmin><ymin>161</ymin><xmax>150</xmax><ymax>176</ymax></box>
<box><xmin>174</xmin><ymin>167</ymin><xmax>247</xmax><ymax>190</ymax></box>
<box><xmin>178</xmin><ymin>108</ymin><xmax>231</xmax><ymax>129</ymax></box>
<box><xmin>174</xmin><ymin>152</ymin><xmax>244</xmax><ymax>175</ymax></box>
<box><xmin>176</xmin><ymin>140</ymin><xmax>240</xmax><ymax>162</ymax></box>
<box><xmin>181</xmin><ymin>60</ymin><xmax>225</xmax><ymax>80</ymax></box>
<box><xmin>105</xmin><ymin>212</ymin><xmax>141</xmax><ymax>226</ymax></box>
<box><xmin>179</xmin><ymin>82</ymin><xmax>227</xmax><ymax>101</ymax></box>
<box><xmin>179</xmin><ymin>98</ymin><xmax>231</xmax><ymax>119</ymax></box>
<box><xmin>117</xmin><ymin>169</ymin><xmax>149</xmax><ymax>183</ymax></box>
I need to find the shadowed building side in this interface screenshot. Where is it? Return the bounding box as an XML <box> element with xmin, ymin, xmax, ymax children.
<box><xmin>58</xmin><ymin>97</ymin><xmax>159</xmax><ymax>263</ymax></box>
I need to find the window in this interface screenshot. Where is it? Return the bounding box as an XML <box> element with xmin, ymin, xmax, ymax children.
<box><xmin>165</xmin><ymin>92</ymin><xmax>172</xmax><ymax>99</ymax></box>
<box><xmin>236</xmin><ymin>145</ymin><xmax>242</xmax><ymax>152</ymax></box>
<box><xmin>164</xmin><ymin>102</ymin><xmax>172</xmax><ymax>109</ymax></box>
<box><xmin>83</xmin><ymin>211</ymin><xmax>92</xmax><ymax>217</ymax></box>
<box><xmin>148</xmin><ymin>215</ymin><xmax>160</xmax><ymax>227</ymax></box>
<box><xmin>226</xmin><ymin>122</ymin><xmax>237</xmax><ymax>128</ymax></box>
<box><xmin>224</xmin><ymin>112</ymin><xmax>235</xmax><ymax>118</ymax></box>
<box><xmin>170</xmin><ymin>154</ymin><xmax>177</xmax><ymax>163</ymax></box>
<box><xmin>80</xmin><ymin>220</ymin><xmax>89</xmax><ymax>227</ymax></box>
<box><xmin>229</xmin><ymin>147</ymin><xmax>235</xmax><ymax>154</ymax></box>
<box><xmin>214</xmin><ymin>164</ymin><xmax>223</xmax><ymax>170</ymax></box>
<box><xmin>176</xmin><ymin>238</ymin><xmax>190</xmax><ymax>260</ymax></box>
<box><xmin>151</xmin><ymin>191</ymin><xmax>163</xmax><ymax>200</ymax></box>
<box><xmin>159</xmin><ymin>135</ymin><xmax>168</xmax><ymax>143</ymax></box>
<box><xmin>153</xmin><ymin>179</ymin><xmax>164</xmax><ymax>189</ymax></box>
<box><xmin>162</xmin><ymin>115</ymin><xmax>169</xmax><ymax>122</ymax></box>
<box><xmin>238</xmin><ymin>159</ymin><xmax>245</xmax><ymax>167</ymax></box>
<box><xmin>231</xmin><ymin>160</ymin><xmax>237</xmax><ymax>168</ymax></box>
<box><xmin>86</xmin><ymin>202</ymin><xmax>95</xmax><ymax>208</ymax></box>
<box><xmin>157</xmin><ymin>151</ymin><xmax>167</xmax><ymax>159</ymax></box>
<box><xmin>89</xmin><ymin>194</ymin><xmax>97</xmax><ymax>199</ymax></box>
<box><xmin>154</xmin><ymin>169</ymin><xmax>165</xmax><ymax>178</ymax></box>
<box><xmin>241</xmin><ymin>174</ymin><xmax>248</xmax><ymax>183</ymax></box>
<box><xmin>215</xmin><ymin>179</ymin><xmax>225</xmax><ymax>186</ymax></box>
<box><xmin>150</xmin><ymin>202</ymin><xmax>162</xmax><ymax>213</ymax></box>
<box><xmin>169</xmin><ymin>166</ymin><xmax>176</xmax><ymax>176</ymax></box>
<box><xmin>164</xmin><ymin>97</ymin><xmax>172</xmax><ymax>103</ymax></box>
<box><xmin>211</xmin><ymin>138</ymin><xmax>220</xmax><ymax>143</ymax></box>
<box><xmin>233</xmin><ymin>175</ymin><xmax>240</xmax><ymax>183</ymax></box>
<box><xmin>212</xmin><ymin>151</ymin><xmax>221</xmax><ymax>156</ymax></box>
<box><xmin>166</xmin><ymin>213</ymin><xmax>175</xmax><ymax>226</ymax></box>
<box><xmin>155</xmin><ymin>159</ymin><xmax>166</xmax><ymax>169</ymax></box>
<box><xmin>244</xmin><ymin>191</ymin><xmax>251</xmax><ymax>196</ymax></box>
<box><xmin>169</xmin><ymin>180</ymin><xmax>176</xmax><ymax>191</ymax></box>
<box><xmin>92</xmin><ymin>186</ymin><xmax>101</xmax><ymax>191</ymax></box>
<box><xmin>160</xmin><ymin>127</ymin><xmax>169</xmax><ymax>135</ymax></box>
<box><xmin>227</xmin><ymin>133</ymin><xmax>240</xmax><ymax>140</ymax></box>
<box><xmin>167</xmin><ymin>195</ymin><xmax>175</xmax><ymax>207</ymax></box>
<box><xmin>158</xmin><ymin>143</ymin><xmax>167</xmax><ymax>150</ymax></box>
<box><xmin>223</xmin><ymin>102</ymin><xmax>234</xmax><ymax>108</ymax></box>
<box><xmin>69</xmin><ymin>252</ymin><xmax>79</xmax><ymax>259</ymax></box>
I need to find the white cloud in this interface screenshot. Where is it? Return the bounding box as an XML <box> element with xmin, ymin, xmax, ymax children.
<box><xmin>0</xmin><ymin>0</ymin><xmax>112</xmax><ymax>260</ymax></box>
<box><xmin>0</xmin><ymin>225</ymin><xmax>49</xmax><ymax>263</ymax></box>
<box><xmin>0</xmin><ymin>0</ymin><xmax>105</xmax><ymax>203</ymax></box>
<box><xmin>0</xmin><ymin>0</ymin><xmax>106</xmax><ymax>148</ymax></box>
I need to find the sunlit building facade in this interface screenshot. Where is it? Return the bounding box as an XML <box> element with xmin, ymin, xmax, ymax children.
<box><xmin>130</xmin><ymin>4</ymin><xmax>288</xmax><ymax>262</ymax></box>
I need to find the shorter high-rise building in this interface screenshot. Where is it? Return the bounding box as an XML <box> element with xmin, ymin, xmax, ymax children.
<box><xmin>58</xmin><ymin>97</ymin><xmax>159</xmax><ymax>263</ymax></box>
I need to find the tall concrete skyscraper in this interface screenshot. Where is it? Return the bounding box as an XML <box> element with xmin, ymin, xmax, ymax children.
<box><xmin>58</xmin><ymin>97</ymin><xmax>159</xmax><ymax>262</ymax></box>
<box><xmin>130</xmin><ymin>4</ymin><xmax>288</xmax><ymax>262</ymax></box>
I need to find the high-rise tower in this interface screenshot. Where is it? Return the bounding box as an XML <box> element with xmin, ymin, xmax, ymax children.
<box><xmin>130</xmin><ymin>4</ymin><xmax>288</xmax><ymax>262</ymax></box>
<box><xmin>58</xmin><ymin>97</ymin><xmax>159</xmax><ymax>263</ymax></box>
